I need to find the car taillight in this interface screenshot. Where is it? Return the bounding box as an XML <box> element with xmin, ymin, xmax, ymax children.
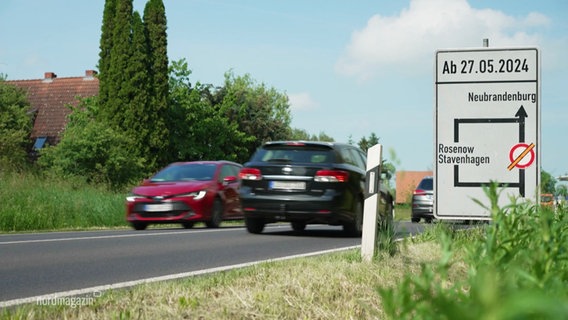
<box><xmin>314</xmin><ymin>170</ymin><xmax>349</xmax><ymax>182</ymax></box>
<box><xmin>239</xmin><ymin>168</ymin><xmax>262</xmax><ymax>180</ymax></box>
<box><xmin>413</xmin><ymin>189</ymin><xmax>427</xmax><ymax>195</ymax></box>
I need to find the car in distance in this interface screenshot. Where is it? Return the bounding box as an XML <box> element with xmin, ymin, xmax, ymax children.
<box><xmin>238</xmin><ymin>141</ymin><xmax>394</xmax><ymax>236</ymax></box>
<box><xmin>126</xmin><ymin>161</ymin><xmax>243</xmax><ymax>230</ymax></box>
<box><xmin>540</xmin><ymin>193</ymin><xmax>555</xmax><ymax>209</ymax></box>
<box><xmin>411</xmin><ymin>176</ymin><xmax>434</xmax><ymax>223</ymax></box>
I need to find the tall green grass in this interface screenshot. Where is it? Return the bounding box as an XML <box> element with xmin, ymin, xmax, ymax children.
<box><xmin>0</xmin><ymin>171</ymin><xmax>126</xmax><ymax>232</ymax></box>
<box><xmin>380</xmin><ymin>182</ymin><xmax>568</xmax><ymax>319</ymax></box>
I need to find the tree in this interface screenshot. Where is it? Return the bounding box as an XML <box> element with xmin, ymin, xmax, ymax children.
<box><xmin>357</xmin><ymin>132</ymin><xmax>395</xmax><ymax>182</ymax></box>
<box><xmin>165</xmin><ymin>59</ymin><xmax>251</xmax><ymax>162</ymax></box>
<box><xmin>100</xmin><ymin>0</ymin><xmax>134</xmax><ymax>125</ymax></box>
<box><xmin>97</xmin><ymin>0</ymin><xmax>116</xmax><ymax>109</ymax></box>
<box><xmin>214</xmin><ymin>71</ymin><xmax>292</xmax><ymax>162</ymax></box>
<box><xmin>541</xmin><ymin>169</ymin><xmax>556</xmax><ymax>194</ymax></box>
<box><xmin>289</xmin><ymin>128</ymin><xmax>334</xmax><ymax>141</ymax></box>
<box><xmin>98</xmin><ymin>0</ymin><xmax>169</xmax><ymax>172</ymax></box>
<box><xmin>358</xmin><ymin>132</ymin><xmax>379</xmax><ymax>153</ymax></box>
<box><xmin>38</xmin><ymin>97</ymin><xmax>145</xmax><ymax>190</ymax></box>
<box><xmin>143</xmin><ymin>0</ymin><xmax>170</xmax><ymax>167</ymax></box>
<box><xmin>0</xmin><ymin>80</ymin><xmax>32</xmax><ymax>169</ymax></box>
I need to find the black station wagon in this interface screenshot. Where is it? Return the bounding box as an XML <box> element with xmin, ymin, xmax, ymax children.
<box><xmin>238</xmin><ymin>141</ymin><xmax>394</xmax><ymax>236</ymax></box>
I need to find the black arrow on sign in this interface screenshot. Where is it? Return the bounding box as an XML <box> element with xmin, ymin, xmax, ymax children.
<box><xmin>515</xmin><ymin>105</ymin><xmax>527</xmax><ymax>143</ymax></box>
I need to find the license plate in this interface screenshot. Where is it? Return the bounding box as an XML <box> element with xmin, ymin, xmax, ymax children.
<box><xmin>269</xmin><ymin>181</ymin><xmax>306</xmax><ymax>190</ymax></box>
<box><xmin>144</xmin><ymin>203</ymin><xmax>173</xmax><ymax>212</ymax></box>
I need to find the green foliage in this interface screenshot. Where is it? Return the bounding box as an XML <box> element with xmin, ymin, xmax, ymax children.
<box><xmin>98</xmin><ymin>0</ymin><xmax>169</xmax><ymax>172</ymax></box>
<box><xmin>101</xmin><ymin>0</ymin><xmax>134</xmax><ymax>125</ymax></box>
<box><xmin>357</xmin><ymin>132</ymin><xmax>379</xmax><ymax>153</ymax></box>
<box><xmin>38</xmin><ymin>98</ymin><xmax>145</xmax><ymax>190</ymax></box>
<box><xmin>215</xmin><ymin>70</ymin><xmax>292</xmax><ymax>163</ymax></box>
<box><xmin>288</xmin><ymin>128</ymin><xmax>334</xmax><ymax>141</ymax></box>
<box><xmin>0</xmin><ymin>81</ymin><xmax>33</xmax><ymax>169</ymax></box>
<box><xmin>541</xmin><ymin>168</ymin><xmax>557</xmax><ymax>194</ymax></box>
<box><xmin>97</xmin><ymin>0</ymin><xmax>116</xmax><ymax>108</ymax></box>
<box><xmin>143</xmin><ymin>0</ymin><xmax>170</xmax><ymax>167</ymax></box>
<box><xmin>166</xmin><ymin>59</ymin><xmax>252</xmax><ymax>162</ymax></box>
<box><xmin>380</xmin><ymin>182</ymin><xmax>568</xmax><ymax>319</ymax></box>
<box><xmin>558</xmin><ymin>184</ymin><xmax>568</xmax><ymax>198</ymax></box>
<box><xmin>355</xmin><ymin>132</ymin><xmax>396</xmax><ymax>182</ymax></box>
<box><xmin>0</xmin><ymin>170</ymin><xmax>125</xmax><ymax>231</ymax></box>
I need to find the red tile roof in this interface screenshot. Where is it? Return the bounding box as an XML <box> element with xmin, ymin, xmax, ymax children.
<box><xmin>6</xmin><ymin>70</ymin><xmax>99</xmax><ymax>142</ymax></box>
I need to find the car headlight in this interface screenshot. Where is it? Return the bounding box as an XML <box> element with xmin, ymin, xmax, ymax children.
<box><xmin>179</xmin><ymin>190</ymin><xmax>207</xmax><ymax>200</ymax></box>
<box><xmin>126</xmin><ymin>194</ymin><xmax>144</xmax><ymax>202</ymax></box>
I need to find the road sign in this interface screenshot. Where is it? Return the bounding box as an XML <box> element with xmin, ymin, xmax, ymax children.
<box><xmin>435</xmin><ymin>47</ymin><xmax>540</xmax><ymax>220</ymax></box>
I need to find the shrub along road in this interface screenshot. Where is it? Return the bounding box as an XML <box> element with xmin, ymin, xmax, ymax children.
<box><xmin>0</xmin><ymin>221</ymin><xmax>427</xmax><ymax>306</ymax></box>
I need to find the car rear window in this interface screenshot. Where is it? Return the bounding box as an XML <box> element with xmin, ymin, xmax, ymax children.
<box><xmin>251</xmin><ymin>145</ymin><xmax>334</xmax><ymax>164</ymax></box>
<box><xmin>418</xmin><ymin>177</ymin><xmax>433</xmax><ymax>190</ymax></box>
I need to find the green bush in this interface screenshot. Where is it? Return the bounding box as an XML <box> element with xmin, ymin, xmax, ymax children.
<box><xmin>0</xmin><ymin>80</ymin><xmax>33</xmax><ymax>170</ymax></box>
<box><xmin>380</xmin><ymin>182</ymin><xmax>568</xmax><ymax>319</ymax></box>
<box><xmin>37</xmin><ymin>101</ymin><xmax>146</xmax><ymax>191</ymax></box>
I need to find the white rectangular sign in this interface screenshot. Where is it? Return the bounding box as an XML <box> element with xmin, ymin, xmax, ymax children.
<box><xmin>435</xmin><ymin>47</ymin><xmax>540</xmax><ymax>219</ymax></box>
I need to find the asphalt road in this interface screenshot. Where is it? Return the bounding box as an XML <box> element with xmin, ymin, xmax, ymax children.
<box><xmin>0</xmin><ymin>221</ymin><xmax>424</xmax><ymax>306</ymax></box>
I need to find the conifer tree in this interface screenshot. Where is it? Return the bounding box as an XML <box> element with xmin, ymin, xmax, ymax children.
<box><xmin>126</xmin><ymin>11</ymin><xmax>153</xmax><ymax>162</ymax></box>
<box><xmin>103</xmin><ymin>0</ymin><xmax>134</xmax><ymax>125</ymax></box>
<box><xmin>97</xmin><ymin>0</ymin><xmax>116</xmax><ymax>109</ymax></box>
<box><xmin>143</xmin><ymin>0</ymin><xmax>169</xmax><ymax>167</ymax></box>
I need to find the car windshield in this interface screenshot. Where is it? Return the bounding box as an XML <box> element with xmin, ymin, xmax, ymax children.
<box><xmin>150</xmin><ymin>163</ymin><xmax>217</xmax><ymax>182</ymax></box>
<box><xmin>252</xmin><ymin>146</ymin><xmax>334</xmax><ymax>164</ymax></box>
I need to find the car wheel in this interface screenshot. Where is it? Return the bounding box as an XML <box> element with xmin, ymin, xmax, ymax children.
<box><xmin>245</xmin><ymin>217</ymin><xmax>265</xmax><ymax>234</ymax></box>
<box><xmin>182</xmin><ymin>222</ymin><xmax>194</xmax><ymax>229</ymax></box>
<box><xmin>411</xmin><ymin>217</ymin><xmax>420</xmax><ymax>223</ymax></box>
<box><xmin>131</xmin><ymin>222</ymin><xmax>147</xmax><ymax>230</ymax></box>
<box><xmin>206</xmin><ymin>198</ymin><xmax>223</xmax><ymax>228</ymax></box>
<box><xmin>291</xmin><ymin>222</ymin><xmax>306</xmax><ymax>232</ymax></box>
<box><xmin>343</xmin><ymin>201</ymin><xmax>363</xmax><ymax>237</ymax></box>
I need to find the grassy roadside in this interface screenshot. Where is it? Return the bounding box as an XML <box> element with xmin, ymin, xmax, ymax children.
<box><xmin>0</xmin><ymin>169</ymin><xmax>412</xmax><ymax>233</ymax></box>
<box><xmin>2</xmin><ymin>172</ymin><xmax>567</xmax><ymax>319</ymax></box>
<box><xmin>1</xmin><ymin>238</ymin><xmax>453</xmax><ymax>319</ymax></box>
<box><xmin>0</xmin><ymin>170</ymin><xmax>127</xmax><ymax>232</ymax></box>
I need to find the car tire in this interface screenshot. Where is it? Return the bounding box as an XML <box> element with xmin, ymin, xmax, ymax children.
<box><xmin>206</xmin><ymin>198</ymin><xmax>223</xmax><ymax>228</ymax></box>
<box><xmin>182</xmin><ymin>222</ymin><xmax>194</xmax><ymax>229</ymax></box>
<box><xmin>411</xmin><ymin>217</ymin><xmax>420</xmax><ymax>223</ymax></box>
<box><xmin>245</xmin><ymin>217</ymin><xmax>265</xmax><ymax>234</ymax></box>
<box><xmin>291</xmin><ymin>222</ymin><xmax>306</xmax><ymax>232</ymax></box>
<box><xmin>343</xmin><ymin>201</ymin><xmax>363</xmax><ymax>237</ymax></box>
<box><xmin>132</xmin><ymin>222</ymin><xmax>147</xmax><ymax>230</ymax></box>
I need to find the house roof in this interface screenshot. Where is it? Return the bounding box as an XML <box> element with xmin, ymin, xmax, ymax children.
<box><xmin>6</xmin><ymin>70</ymin><xmax>99</xmax><ymax>140</ymax></box>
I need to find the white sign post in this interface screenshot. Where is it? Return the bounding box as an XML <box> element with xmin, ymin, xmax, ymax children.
<box><xmin>435</xmin><ymin>47</ymin><xmax>540</xmax><ymax>220</ymax></box>
<box><xmin>362</xmin><ymin>144</ymin><xmax>382</xmax><ymax>261</ymax></box>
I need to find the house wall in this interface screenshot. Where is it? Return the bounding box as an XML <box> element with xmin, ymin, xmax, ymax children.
<box><xmin>395</xmin><ymin>171</ymin><xmax>433</xmax><ymax>204</ymax></box>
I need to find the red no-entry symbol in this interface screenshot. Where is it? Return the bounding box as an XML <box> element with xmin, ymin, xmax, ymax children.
<box><xmin>507</xmin><ymin>143</ymin><xmax>535</xmax><ymax>170</ymax></box>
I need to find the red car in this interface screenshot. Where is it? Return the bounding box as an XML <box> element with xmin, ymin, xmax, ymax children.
<box><xmin>126</xmin><ymin>161</ymin><xmax>243</xmax><ymax>230</ymax></box>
